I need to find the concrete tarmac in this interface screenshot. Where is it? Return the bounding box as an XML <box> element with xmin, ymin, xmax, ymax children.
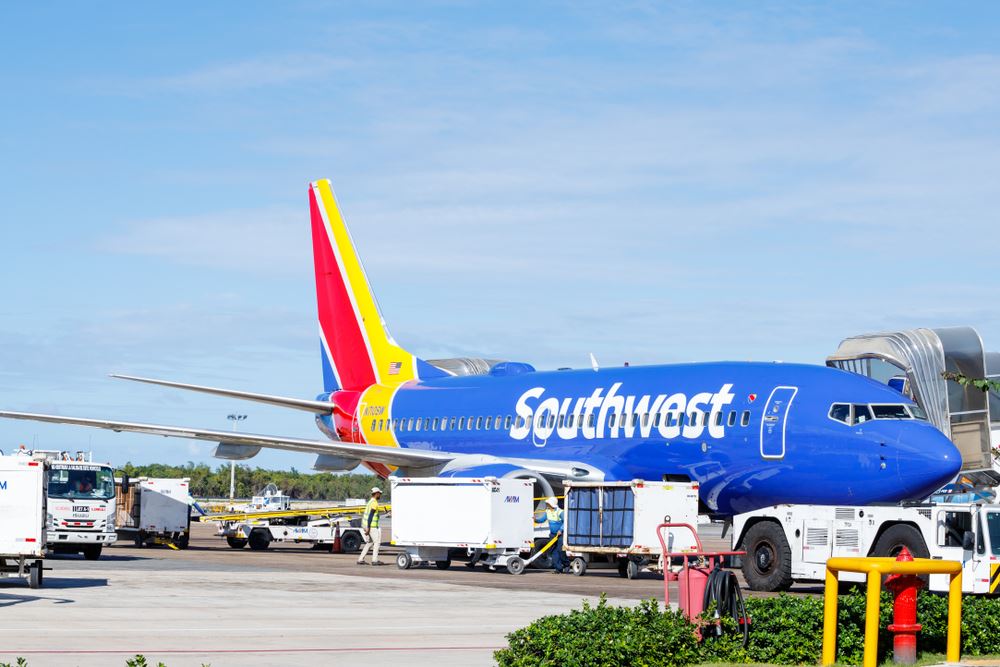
<box><xmin>0</xmin><ymin>522</ymin><xmax>823</xmax><ymax>666</ymax></box>
<box><xmin>0</xmin><ymin>523</ymin><xmax>658</xmax><ymax>667</ymax></box>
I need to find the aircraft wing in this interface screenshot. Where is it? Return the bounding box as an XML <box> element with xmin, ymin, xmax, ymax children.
<box><xmin>0</xmin><ymin>411</ymin><xmax>450</xmax><ymax>469</ymax></box>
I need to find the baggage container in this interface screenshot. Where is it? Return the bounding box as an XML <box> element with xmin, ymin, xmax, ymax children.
<box><xmin>391</xmin><ymin>477</ymin><xmax>535</xmax><ymax>574</ymax></box>
<box><xmin>564</xmin><ymin>480</ymin><xmax>700</xmax><ymax>577</ymax></box>
<box><xmin>0</xmin><ymin>455</ymin><xmax>47</xmax><ymax>587</ymax></box>
<box><xmin>116</xmin><ymin>477</ymin><xmax>193</xmax><ymax>548</ymax></box>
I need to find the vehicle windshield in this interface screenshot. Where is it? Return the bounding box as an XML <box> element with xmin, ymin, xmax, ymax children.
<box><xmin>871</xmin><ymin>404</ymin><xmax>912</xmax><ymax>419</ymax></box>
<box><xmin>47</xmin><ymin>465</ymin><xmax>115</xmax><ymax>500</ymax></box>
<box><xmin>988</xmin><ymin>512</ymin><xmax>1000</xmax><ymax>556</ymax></box>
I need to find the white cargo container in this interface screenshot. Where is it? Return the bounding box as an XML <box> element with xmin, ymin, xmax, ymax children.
<box><xmin>116</xmin><ymin>477</ymin><xmax>193</xmax><ymax>548</ymax></box>
<box><xmin>0</xmin><ymin>455</ymin><xmax>47</xmax><ymax>587</ymax></box>
<box><xmin>391</xmin><ymin>477</ymin><xmax>535</xmax><ymax>574</ymax></box>
<box><xmin>563</xmin><ymin>480</ymin><xmax>701</xmax><ymax>577</ymax></box>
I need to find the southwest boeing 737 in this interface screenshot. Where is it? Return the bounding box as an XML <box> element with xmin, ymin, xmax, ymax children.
<box><xmin>0</xmin><ymin>180</ymin><xmax>963</xmax><ymax>515</ymax></box>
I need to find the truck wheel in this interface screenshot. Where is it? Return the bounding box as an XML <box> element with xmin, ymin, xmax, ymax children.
<box><xmin>506</xmin><ymin>556</ymin><xmax>526</xmax><ymax>575</ymax></box>
<box><xmin>226</xmin><ymin>537</ymin><xmax>247</xmax><ymax>549</ymax></box>
<box><xmin>341</xmin><ymin>532</ymin><xmax>362</xmax><ymax>554</ymax></box>
<box><xmin>435</xmin><ymin>559</ymin><xmax>451</xmax><ymax>570</ymax></box>
<box><xmin>28</xmin><ymin>561</ymin><xmax>43</xmax><ymax>589</ymax></box>
<box><xmin>872</xmin><ymin>524</ymin><xmax>929</xmax><ymax>559</ymax></box>
<box><xmin>82</xmin><ymin>545</ymin><xmax>103</xmax><ymax>561</ymax></box>
<box><xmin>176</xmin><ymin>532</ymin><xmax>190</xmax><ymax>550</ymax></box>
<box><xmin>742</xmin><ymin>521</ymin><xmax>792</xmax><ymax>591</ymax></box>
<box><xmin>397</xmin><ymin>552</ymin><xmax>412</xmax><ymax>569</ymax></box>
<box><xmin>570</xmin><ymin>557</ymin><xmax>587</xmax><ymax>576</ymax></box>
<box><xmin>626</xmin><ymin>558</ymin><xmax>640</xmax><ymax>580</ymax></box>
<box><xmin>248</xmin><ymin>529</ymin><xmax>271</xmax><ymax>551</ymax></box>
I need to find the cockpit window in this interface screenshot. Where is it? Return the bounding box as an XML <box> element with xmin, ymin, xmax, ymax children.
<box><xmin>852</xmin><ymin>404</ymin><xmax>872</xmax><ymax>425</ymax></box>
<box><xmin>907</xmin><ymin>403</ymin><xmax>928</xmax><ymax>420</ymax></box>
<box><xmin>871</xmin><ymin>404</ymin><xmax>910</xmax><ymax>419</ymax></box>
<box><xmin>829</xmin><ymin>404</ymin><xmax>850</xmax><ymax>424</ymax></box>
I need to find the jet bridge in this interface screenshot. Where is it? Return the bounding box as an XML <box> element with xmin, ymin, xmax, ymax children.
<box><xmin>826</xmin><ymin>326</ymin><xmax>997</xmax><ymax>484</ymax></box>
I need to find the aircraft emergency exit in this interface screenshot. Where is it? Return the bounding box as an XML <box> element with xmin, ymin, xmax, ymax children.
<box><xmin>0</xmin><ymin>179</ymin><xmax>963</xmax><ymax>515</ymax></box>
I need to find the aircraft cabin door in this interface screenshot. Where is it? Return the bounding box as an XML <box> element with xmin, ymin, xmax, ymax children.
<box><xmin>760</xmin><ymin>386</ymin><xmax>798</xmax><ymax>460</ymax></box>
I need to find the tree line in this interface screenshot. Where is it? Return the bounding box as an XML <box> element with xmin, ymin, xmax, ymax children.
<box><xmin>118</xmin><ymin>462</ymin><xmax>387</xmax><ymax>501</ymax></box>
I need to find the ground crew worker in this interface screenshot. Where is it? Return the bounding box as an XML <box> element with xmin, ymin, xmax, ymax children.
<box><xmin>357</xmin><ymin>487</ymin><xmax>385</xmax><ymax>566</ymax></box>
<box><xmin>544</xmin><ymin>497</ymin><xmax>566</xmax><ymax>573</ymax></box>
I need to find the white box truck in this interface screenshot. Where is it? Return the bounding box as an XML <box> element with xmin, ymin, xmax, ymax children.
<box><xmin>116</xmin><ymin>477</ymin><xmax>193</xmax><ymax>548</ymax></box>
<box><xmin>732</xmin><ymin>501</ymin><xmax>1000</xmax><ymax>594</ymax></box>
<box><xmin>23</xmin><ymin>450</ymin><xmax>118</xmax><ymax>559</ymax></box>
<box><xmin>0</xmin><ymin>455</ymin><xmax>47</xmax><ymax>588</ymax></box>
<box><xmin>391</xmin><ymin>477</ymin><xmax>535</xmax><ymax>574</ymax></box>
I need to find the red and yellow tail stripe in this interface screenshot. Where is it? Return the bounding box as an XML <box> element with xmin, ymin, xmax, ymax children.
<box><xmin>310</xmin><ymin>179</ymin><xmax>420</xmax><ymax>390</ymax></box>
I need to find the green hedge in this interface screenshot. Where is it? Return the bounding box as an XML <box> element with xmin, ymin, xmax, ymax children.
<box><xmin>495</xmin><ymin>591</ymin><xmax>1000</xmax><ymax>667</ymax></box>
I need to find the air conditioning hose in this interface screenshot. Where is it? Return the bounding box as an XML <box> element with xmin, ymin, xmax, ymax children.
<box><xmin>702</xmin><ymin>561</ymin><xmax>750</xmax><ymax>647</ymax></box>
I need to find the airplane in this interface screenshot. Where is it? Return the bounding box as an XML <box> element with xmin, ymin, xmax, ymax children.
<box><xmin>0</xmin><ymin>179</ymin><xmax>963</xmax><ymax>516</ymax></box>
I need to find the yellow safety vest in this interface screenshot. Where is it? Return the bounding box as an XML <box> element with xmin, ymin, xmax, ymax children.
<box><xmin>364</xmin><ymin>498</ymin><xmax>380</xmax><ymax>529</ymax></box>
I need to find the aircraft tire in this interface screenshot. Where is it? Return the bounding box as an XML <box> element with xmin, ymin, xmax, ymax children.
<box><xmin>871</xmin><ymin>524</ymin><xmax>929</xmax><ymax>560</ymax></box>
<box><xmin>742</xmin><ymin>521</ymin><xmax>792</xmax><ymax>591</ymax></box>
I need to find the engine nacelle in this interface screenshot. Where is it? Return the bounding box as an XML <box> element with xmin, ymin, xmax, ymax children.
<box><xmin>213</xmin><ymin>442</ymin><xmax>262</xmax><ymax>460</ymax></box>
<box><xmin>312</xmin><ymin>454</ymin><xmax>362</xmax><ymax>472</ymax></box>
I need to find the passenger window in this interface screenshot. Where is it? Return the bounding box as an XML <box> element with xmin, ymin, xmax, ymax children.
<box><xmin>476</xmin><ymin>417</ymin><xmax>483</xmax><ymax>430</ymax></box>
<box><xmin>714</xmin><ymin>412</ymin><xmax>722</xmax><ymax>426</ymax></box>
<box><xmin>432</xmin><ymin>417</ymin><xmax>439</xmax><ymax>431</ymax></box>
<box><xmin>485</xmin><ymin>416</ymin><xmax>492</xmax><ymax>429</ymax></box>
<box><xmin>557</xmin><ymin>414</ymin><xmax>564</xmax><ymax>428</ymax></box>
<box><xmin>414</xmin><ymin>418</ymin><xmax>422</xmax><ymax>431</ymax></box>
<box><xmin>589</xmin><ymin>413</ymin><xmax>596</xmax><ymax>427</ymax></box>
<box><xmin>740</xmin><ymin>411</ymin><xmax>750</xmax><ymax>427</ymax></box>
<box><xmin>852</xmin><ymin>404</ymin><xmax>872</xmax><ymax>425</ymax></box>
<box><xmin>505</xmin><ymin>416</ymin><xmax>512</xmax><ymax>429</ymax></box>
<box><xmin>727</xmin><ymin>411</ymin><xmax>736</xmax><ymax>427</ymax></box>
<box><xmin>643</xmin><ymin>413</ymin><xmax>649</xmax><ymax>426</ymax></box>
<box><xmin>449</xmin><ymin>417</ymin><xmax>457</xmax><ymax>430</ymax></box>
<box><xmin>458</xmin><ymin>417</ymin><xmax>466</xmax><ymax>429</ymax></box>
<box><xmin>495</xmin><ymin>415</ymin><xmax>502</xmax><ymax>430</ymax></box>
<box><xmin>653</xmin><ymin>414</ymin><xmax>661</xmax><ymax>427</ymax></box>
<box><xmin>829</xmin><ymin>404</ymin><xmax>850</xmax><ymax>424</ymax></box>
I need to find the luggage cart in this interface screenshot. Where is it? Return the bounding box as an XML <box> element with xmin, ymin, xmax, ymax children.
<box><xmin>563</xmin><ymin>480</ymin><xmax>700</xmax><ymax>578</ymax></box>
<box><xmin>391</xmin><ymin>477</ymin><xmax>536</xmax><ymax>575</ymax></box>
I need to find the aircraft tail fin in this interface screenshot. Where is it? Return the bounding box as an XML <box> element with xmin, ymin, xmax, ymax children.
<box><xmin>309</xmin><ymin>179</ymin><xmax>447</xmax><ymax>392</ymax></box>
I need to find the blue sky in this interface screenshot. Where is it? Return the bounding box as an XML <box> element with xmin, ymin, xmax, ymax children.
<box><xmin>1</xmin><ymin>2</ymin><xmax>998</xmax><ymax>470</ymax></box>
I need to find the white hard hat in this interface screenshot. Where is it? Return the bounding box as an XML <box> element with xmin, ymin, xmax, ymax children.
<box><xmin>545</xmin><ymin>497</ymin><xmax>559</xmax><ymax>508</ymax></box>
<box><xmin>371</xmin><ymin>487</ymin><xmax>382</xmax><ymax>495</ymax></box>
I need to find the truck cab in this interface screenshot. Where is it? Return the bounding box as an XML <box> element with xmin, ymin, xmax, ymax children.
<box><xmin>733</xmin><ymin>501</ymin><xmax>1000</xmax><ymax>594</ymax></box>
<box><xmin>37</xmin><ymin>451</ymin><xmax>117</xmax><ymax>559</ymax></box>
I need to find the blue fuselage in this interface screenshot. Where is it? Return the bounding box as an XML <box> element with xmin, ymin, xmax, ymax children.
<box><xmin>321</xmin><ymin>361</ymin><xmax>962</xmax><ymax>515</ymax></box>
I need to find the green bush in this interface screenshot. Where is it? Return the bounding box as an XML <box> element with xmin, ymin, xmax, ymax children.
<box><xmin>495</xmin><ymin>596</ymin><xmax>701</xmax><ymax>667</ymax></box>
<box><xmin>496</xmin><ymin>589</ymin><xmax>1000</xmax><ymax>667</ymax></box>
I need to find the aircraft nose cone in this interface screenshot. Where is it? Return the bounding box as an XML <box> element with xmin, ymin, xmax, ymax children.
<box><xmin>895</xmin><ymin>425</ymin><xmax>962</xmax><ymax>499</ymax></box>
